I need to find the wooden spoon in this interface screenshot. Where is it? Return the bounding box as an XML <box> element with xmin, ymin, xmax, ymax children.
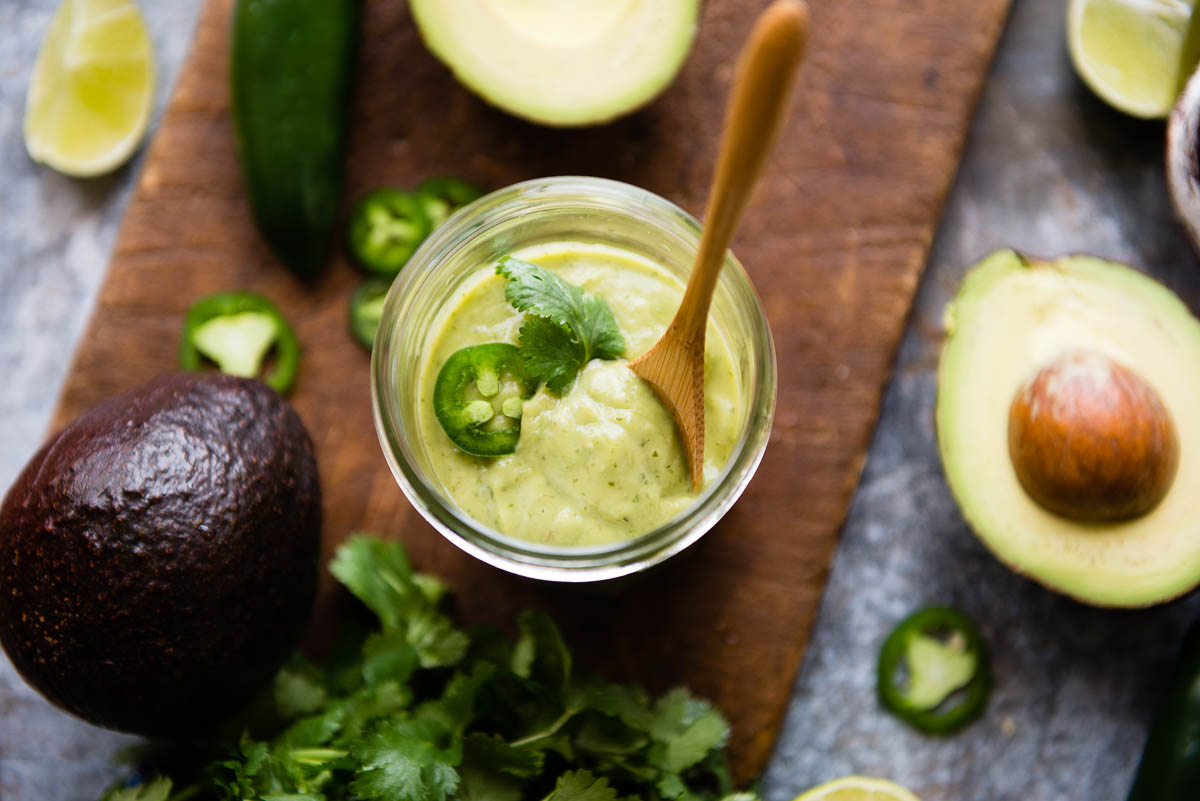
<box><xmin>629</xmin><ymin>0</ymin><xmax>809</xmax><ymax>490</ymax></box>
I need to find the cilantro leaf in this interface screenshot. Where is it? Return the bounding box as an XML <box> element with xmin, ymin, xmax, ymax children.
<box><xmin>657</xmin><ymin>771</ymin><xmax>689</xmax><ymax>799</ymax></box>
<box><xmin>278</xmin><ymin>706</ymin><xmax>346</xmax><ymax>748</ymax></box>
<box><xmin>574</xmin><ymin>711</ymin><xmax>649</xmax><ymax>756</ymax></box>
<box><xmin>646</xmin><ymin>689</ymin><xmax>730</xmax><ymax>773</ymax></box>
<box><xmin>462</xmin><ymin>733</ymin><xmax>544</xmax><ymax>778</ymax></box>
<box><xmin>513</xmin><ymin>611</ymin><xmax>572</xmax><ymax>698</ymax></box>
<box><xmin>99</xmin><ymin>777</ymin><xmax>173</xmax><ymax>801</ymax></box>
<box><xmin>453</xmin><ymin>733</ymin><xmax>544</xmax><ymax>801</ymax></box>
<box><xmin>212</xmin><ymin>734</ymin><xmax>316</xmax><ymax>798</ymax></box>
<box><xmin>407</xmin><ymin>610</ymin><xmax>470</xmax><ymax>669</ymax></box>
<box><xmin>663</xmin><ymin>709</ymin><xmax>729</xmax><ymax>774</ymax></box>
<box><xmin>274</xmin><ymin>661</ymin><xmax>329</xmax><ymax>721</ymax></box>
<box><xmin>362</xmin><ymin>631</ymin><xmax>419</xmax><ymax>685</ymax></box>
<box><xmin>496</xmin><ymin>257</ymin><xmax>625</xmax><ymax>394</ymax></box>
<box><xmin>331</xmin><ymin>687</ymin><xmax>409</xmax><ymax>747</ymax></box>
<box><xmin>92</xmin><ymin>537</ymin><xmax>749</xmax><ymax>801</ymax></box>
<box><xmin>331</xmin><ymin>535</ymin><xmax>466</xmax><ymax>670</ymax></box>
<box><xmin>581</xmin><ymin>682</ymin><xmax>656</xmax><ymax>732</ymax></box>
<box><xmin>416</xmin><ymin>664</ymin><xmax>495</xmax><ymax>735</ymax></box>
<box><xmin>457</xmin><ymin>765</ymin><xmax>524</xmax><ymax>801</ymax></box>
<box><xmin>329</xmin><ymin>535</ymin><xmax>417</xmax><ymax>630</ymax></box>
<box><xmin>351</xmin><ymin>718</ymin><xmax>462</xmax><ymax>801</ymax></box>
<box><xmin>545</xmin><ymin>770</ymin><xmax>619</xmax><ymax>801</ymax></box>
<box><xmin>518</xmin><ymin>316</ymin><xmax>587</xmax><ymax>395</ymax></box>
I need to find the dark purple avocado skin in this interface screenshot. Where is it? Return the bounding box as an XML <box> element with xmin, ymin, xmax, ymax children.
<box><xmin>0</xmin><ymin>373</ymin><xmax>321</xmax><ymax>736</ymax></box>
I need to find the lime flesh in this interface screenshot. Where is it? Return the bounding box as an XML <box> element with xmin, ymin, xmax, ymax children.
<box><xmin>24</xmin><ymin>0</ymin><xmax>155</xmax><ymax>176</ymax></box>
<box><xmin>792</xmin><ymin>776</ymin><xmax>922</xmax><ymax>801</ymax></box>
<box><xmin>1068</xmin><ymin>0</ymin><xmax>1192</xmax><ymax>119</ymax></box>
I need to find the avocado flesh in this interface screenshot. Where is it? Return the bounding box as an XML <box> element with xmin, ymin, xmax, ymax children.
<box><xmin>409</xmin><ymin>0</ymin><xmax>699</xmax><ymax>126</ymax></box>
<box><xmin>937</xmin><ymin>250</ymin><xmax>1200</xmax><ymax>608</ymax></box>
<box><xmin>0</xmin><ymin>373</ymin><xmax>321</xmax><ymax>735</ymax></box>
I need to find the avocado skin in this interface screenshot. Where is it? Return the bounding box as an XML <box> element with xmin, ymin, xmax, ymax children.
<box><xmin>0</xmin><ymin>373</ymin><xmax>321</xmax><ymax>735</ymax></box>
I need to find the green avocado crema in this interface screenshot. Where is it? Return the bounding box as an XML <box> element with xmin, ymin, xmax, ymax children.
<box><xmin>417</xmin><ymin>243</ymin><xmax>743</xmax><ymax>546</ymax></box>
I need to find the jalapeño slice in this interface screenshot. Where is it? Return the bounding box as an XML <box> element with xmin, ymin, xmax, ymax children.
<box><xmin>877</xmin><ymin>606</ymin><xmax>990</xmax><ymax>735</ymax></box>
<box><xmin>434</xmin><ymin>343</ymin><xmax>537</xmax><ymax>457</ymax></box>
<box><xmin>348</xmin><ymin>278</ymin><xmax>390</xmax><ymax>350</ymax></box>
<box><xmin>416</xmin><ymin>176</ymin><xmax>484</xmax><ymax>228</ymax></box>
<box><xmin>347</xmin><ymin>188</ymin><xmax>432</xmax><ymax>277</ymax></box>
<box><xmin>179</xmin><ymin>291</ymin><xmax>300</xmax><ymax>394</ymax></box>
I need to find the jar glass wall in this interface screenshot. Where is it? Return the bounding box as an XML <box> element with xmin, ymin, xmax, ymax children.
<box><xmin>372</xmin><ymin>176</ymin><xmax>776</xmax><ymax>582</ymax></box>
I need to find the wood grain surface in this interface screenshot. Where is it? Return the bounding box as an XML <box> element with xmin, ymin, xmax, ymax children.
<box><xmin>50</xmin><ymin>0</ymin><xmax>1012</xmax><ymax>782</ymax></box>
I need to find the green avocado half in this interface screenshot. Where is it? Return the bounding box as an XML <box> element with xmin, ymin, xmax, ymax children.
<box><xmin>0</xmin><ymin>373</ymin><xmax>321</xmax><ymax>735</ymax></box>
<box><xmin>936</xmin><ymin>249</ymin><xmax>1200</xmax><ymax>608</ymax></box>
<box><xmin>409</xmin><ymin>0</ymin><xmax>700</xmax><ymax>127</ymax></box>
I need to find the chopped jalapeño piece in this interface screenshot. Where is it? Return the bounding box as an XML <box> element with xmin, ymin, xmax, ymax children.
<box><xmin>179</xmin><ymin>290</ymin><xmax>300</xmax><ymax>394</ymax></box>
<box><xmin>877</xmin><ymin>606</ymin><xmax>990</xmax><ymax>735</ymax></box>
<box><xmin>434</xmin><ymin>343</ymin><xmax>537</xmax><ymax>457</ymax></box>
<box><xmin>416</xmin><ymin>176</ymin><xmax>484</xmax><ymax>228</ymax></box>
<box><xmin>348</xmin><ymin>278</ymin><xmax>391</xmax><ymax>350</ymax></box>
<box><xmin>347</xmin><ymin>188</ymin><xmax>432</xmax><ymax>277</ymax></box>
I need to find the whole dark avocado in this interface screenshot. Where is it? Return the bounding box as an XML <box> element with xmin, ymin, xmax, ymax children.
<box><xmin>0</xmin><ymin>373</ymin><xmax>321</xmax><ymax>735</ymax></box>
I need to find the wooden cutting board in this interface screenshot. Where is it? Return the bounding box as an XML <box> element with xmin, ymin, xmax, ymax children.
<box><xmin>50</xmin><ymin>0</ymin><xmax>1012</xmax><ymax>782</ymax></box>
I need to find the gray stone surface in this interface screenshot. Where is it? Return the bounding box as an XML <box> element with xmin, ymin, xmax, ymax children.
<box><xmin>1</xmin><ymin>0</ymin><xmax>1198</xmax><ymax>799</ymax></box>
<box><xmin>0</xmin><ymin>2</ymin><xmax>202</xmax><ymax>798</ymax></box>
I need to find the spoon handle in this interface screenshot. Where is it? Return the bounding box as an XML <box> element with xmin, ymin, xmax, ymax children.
<box><xmin>673</xmin><ymin>0</ymin><xmax>809</xmax><ymax>341</ymax></box>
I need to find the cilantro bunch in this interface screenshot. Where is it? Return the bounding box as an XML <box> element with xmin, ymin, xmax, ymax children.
<box><xmin>102</xmin><ymin>535</ymin><xmax>747</xmax><ymax>801</ymax></box>
<box><xmin>497</xmin><ymin>257</ymin><xmax>625</xmax><ymax>394</ymax></box>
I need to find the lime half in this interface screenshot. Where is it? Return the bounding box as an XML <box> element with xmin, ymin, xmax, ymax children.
<box><xmin>24</xmin><ymin>0</ymin><xmax>156</xmax><ymax>177</ymax></box>
<box><xmin>793</xmin><ymin>776</ymin><xmax>922</xmax><ymax>801</ymax></box>
<box><xmin>1067</xmin><ymin>0</ymin><xmax>1193</xmax><ymax>119</ymax></box>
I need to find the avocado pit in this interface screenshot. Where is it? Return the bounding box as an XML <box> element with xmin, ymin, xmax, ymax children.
<box><xmin>1007</xmin><ymin>350</ymin><xmax>1179</xmax><ymax>522</ymax></box>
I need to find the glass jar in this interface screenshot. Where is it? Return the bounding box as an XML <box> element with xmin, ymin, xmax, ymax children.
<box><xmin>371</xmin><ymin>176</ymin><xmax>776</xmax><ymax>582</ymax></box>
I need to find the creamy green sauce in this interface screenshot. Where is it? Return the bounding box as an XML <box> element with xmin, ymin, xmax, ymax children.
<box><xmin>417</xmin><ymin>242</ymin><xmax>741</xmax><ymax>546</ymax></box>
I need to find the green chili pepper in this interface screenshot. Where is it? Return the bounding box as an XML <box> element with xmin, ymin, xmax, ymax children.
<box><xmin>348</xmin><ymin>279</ymin><xmax>391</xmax><ymax>351</ymax></box>
<box><xmin>434</xmin><ymin>343</ymin><xmax>537</xmax><ymax>457</ymax></box>
<box><xmin>231</xmin><ymin>0</ymin><xmax>357</xmax><ymax>280</ymax></box>
<box><xmin>347</xmin><ymin>188</ymin><xmax>432</xmax><ymax>277</ymax></box>
<box><xmin>179</xmin><ymin>291</ymin><xmax>300</xmax><ymax>394</ymax></box>
<box><xmin>1125</xmin><ymin>619</ymin><xmax>1200</xmax><ymax>801</ymax></box>
<box><xmin>877</xmin><ymin>606</ymin><xmax>990</xmax><ymax>735</ymax></box>
<box><xmin>416</xmin><ymin>176</ymin><xmax>484</xmax><ymax>228</ymax></box>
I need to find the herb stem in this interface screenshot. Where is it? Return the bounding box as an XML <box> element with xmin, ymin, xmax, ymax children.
<box><xmin>510</xmin><ymin>708</ymin><xmax>575</xmax><ymax>747</ymax></box>
<box><xmin>291</xmin><ymin>747</ymin><xmax>350</xmax><ymax>765</ymax></box>
<box><xmin>168</xmin><ymin>784</ymin><xmax>203</xmax><ymax>801</ymax></box>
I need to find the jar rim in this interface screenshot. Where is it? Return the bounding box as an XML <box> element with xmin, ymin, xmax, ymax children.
<box><xmin>371</xmin><ymin>176</ymin><xmax>777</xmax><ymax>582</ymax></box>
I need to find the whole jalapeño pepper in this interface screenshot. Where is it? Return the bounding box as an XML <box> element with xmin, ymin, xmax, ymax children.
<box><xmin>1125</xmin><ymin>619</ymin><xmax>1200</xmax><ymax>801</ymax></box>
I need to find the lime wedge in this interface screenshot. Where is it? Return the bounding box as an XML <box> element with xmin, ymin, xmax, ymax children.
<box><xmin>1177</xmin><ymin>1</ymin><xmax>1200</xmax><ymax>94</ymax></box>
<box><xmin>24</xmin><ymin>0</ymin><xmax>155</xmax><ymax>177</ymax></box>
<box><xmin>793</xmin><ymin>776</ymin><xmax>922</xmax><ymax>801</ymax></box>
<box><xmin>1067</xmin><ymin>0</ymin><xmax>1193</xmax><ymax>119</ymax></box>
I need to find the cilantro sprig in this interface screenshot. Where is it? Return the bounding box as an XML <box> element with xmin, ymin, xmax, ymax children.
<box><xmin>100</xmin><ymin>535</ymin><xmax>749</xmax><ymax>801</ymax></box>
<box><xmin>497</xmin><ymin>257</ymin><xmax>625</xmax><ymax>394</ymax></box>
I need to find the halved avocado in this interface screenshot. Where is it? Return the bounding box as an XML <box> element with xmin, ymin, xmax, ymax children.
<box><xmin>937</xmin><ymin>249</ymin><xmax>1200</xmax><ymax>607</ymax></box>
<box><xmin>409</xmin><ymin>0</ymin><xmax>700</xmax><ymax>127</ymax></box>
